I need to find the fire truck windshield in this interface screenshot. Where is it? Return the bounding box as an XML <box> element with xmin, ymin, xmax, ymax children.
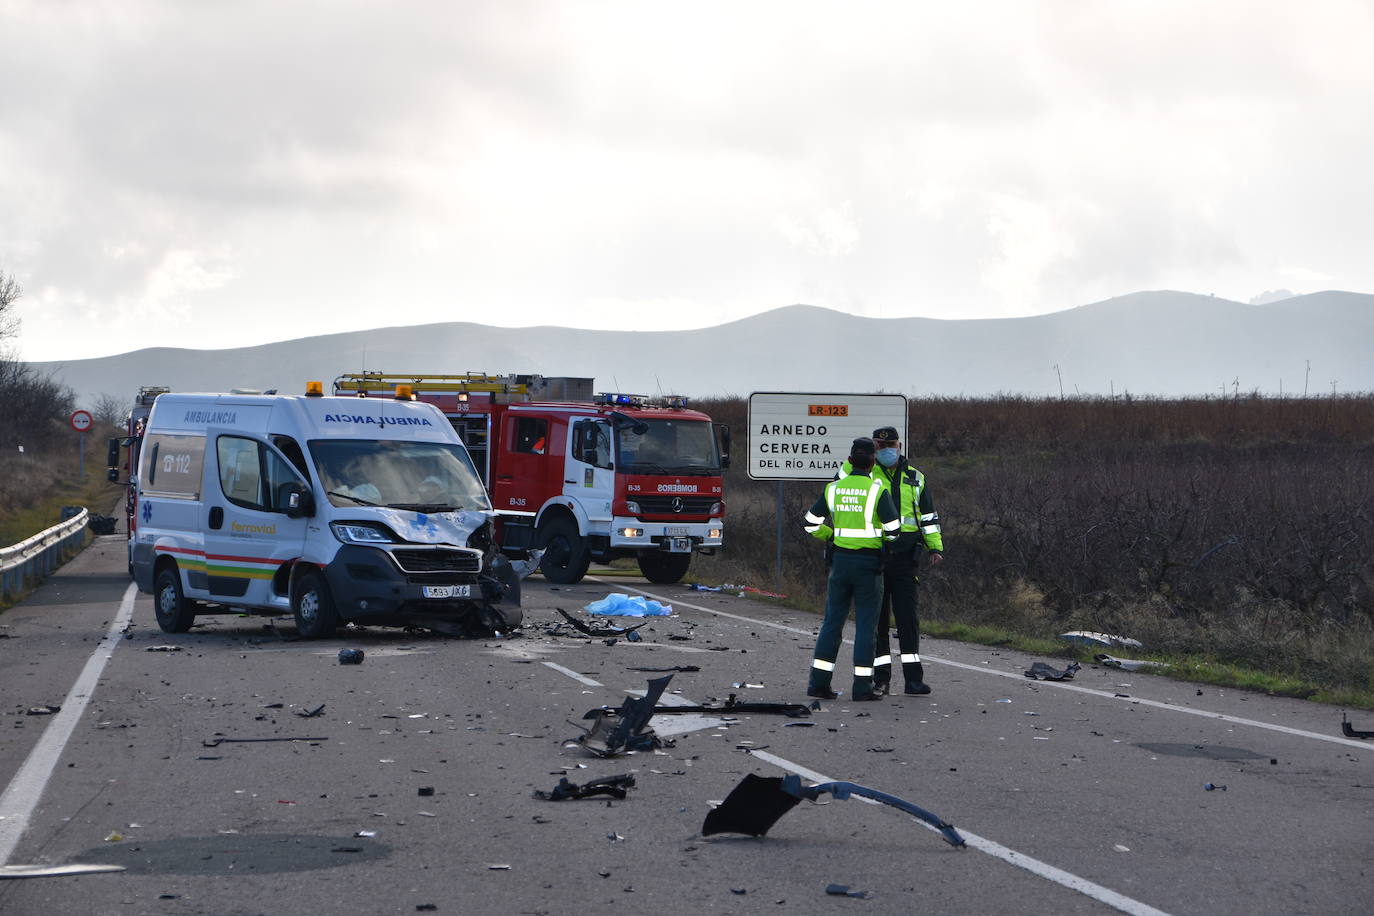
<box><xmin>310</xmin><ymin>439</ymin><xmax>492</xmax><ymax>511</ymax></box>
<box><xmin>616</xmin><ymin>419</ymin><xmax>720</xmax><ymax>476</ymax></box>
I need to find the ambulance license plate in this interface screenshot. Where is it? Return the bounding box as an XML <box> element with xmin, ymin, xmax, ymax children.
<box><xmin>665</xmin><ymin>527</ymin><xmax>689</xmax><ymax>536</ymax></box>
<box><xmin>423</xmin><ymin>584</ymin><xmax>471</xmax><ymax>599</ymax></box>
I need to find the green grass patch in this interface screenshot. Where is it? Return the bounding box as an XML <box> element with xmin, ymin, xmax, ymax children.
<box><xmin>0</xmin><ymin>475</ymin><xmax>121</xmax><ymax>546</ymax></box>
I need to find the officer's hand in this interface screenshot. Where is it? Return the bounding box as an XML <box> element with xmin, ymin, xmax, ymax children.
<box><xmin>928</xmin><ymin>552</ymin><xmax>944</xmax><ymax>566</ymax></box>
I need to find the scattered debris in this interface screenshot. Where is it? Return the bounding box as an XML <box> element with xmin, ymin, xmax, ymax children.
<box><xmin>1203</xmin><ymin>783</ymin><xmax>1228</xmax><ymax>791</ymax></box>
<box><xmin>556</xmin><ymin>608</ymin><xmax>649</xmax><ymax>638</ymax></box>
<box><xmin>1059</xmin><ymin>631</ymin><xmax>1142</xmax><ymax>649</ymax></box>
<box><xmin>338</xmin><ymin>648</ymin><xmax>365</xmax><ymax>665</ymax></box>
<box><xmin>202</xmin><ymin>735</ymin><xmax>329</xmax><ymax>747</ymax></box>
<box><xmin>296</xmin><ymin>704</ymin><xmax>326</xmax><ymax>718</ymax></box>
<box><xmin>626</xmin><ymin>665</ymin><xmax>700</xmax><ymax>673</ymax></box>
<box><xmin>589</xmin><ymin>693</ymin><xmax>811</xmax><ymax>720</ymax></box>
<box><xmin>1095</xmin><ymin>654</ymin><xmax>1166</xmax><ymax>672</ymax></box>
<box><xmin>533</xmin><ymin>774</ymin><xmax>636</xmax><ymax>801</ymax></box>
<box><xmin>585</xmin><ymin>593</ymin><xmax>672</xmax><ymax>617</ymax></box>
<box><xmin>1024</xmin><ymin>661</ymin><xmax>1081</xmax><ymax>681</ymax></box>
<box><xmin>145</xmin><ymin>645</ymin><xmax>184</xmax><ymax>652</ymax></box>
<box><xmin>702</xmin><ymin>773</ymin><xmax>965</xmax><ymax>847</ymax></box>
<box><xmin>418</xmin><ymin>787</ymin><xmax>435</xmax><ymax>797</ymax></box>
<box><xmin>825</xmin><ymin>884</ymin><xmax>868</xmax><ymax>899</ymax></box>
<box><xmin>731</xmin><ymin>682</ymin><xmax>765</xmax><ymax>689</ymax></box>
<box><xmin>1342</xmin><ymin>714</ymin><xmax>1374</xmax><ymax>739</ymax></box>
<box><xmin>570</xmin><ymin>675</ymin><xmax>675</xmax><ymax>757</ymax></box>
<box><xmin>25</xmin><ymin>705</ymin><xmax>61</xmax><ymax>716</ymax></box>
<box><xmin>0</xmin><ymin>863</ymin><xmax>126</xmax><ymax>879</ymax></box>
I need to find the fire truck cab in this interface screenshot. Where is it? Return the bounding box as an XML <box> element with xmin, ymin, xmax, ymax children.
<box><xmin>107</xmin><ymin>386</ymin><xmax>171</xmax><ymax>575</ymax></box>
<box><xmin>333</xmin><ymin>373</ymin><xmax>729</xmax><ymax>585</ymax></box>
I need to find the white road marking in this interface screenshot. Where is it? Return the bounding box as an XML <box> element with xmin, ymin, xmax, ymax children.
<box><xmin>541</xmin><ymin>661</ymin><xmax>603</xmax><ymax>687</ymax></box>
<box><xmin>596</xmin><ymin>579</ymin><xmax>1368</xmax><ymax>750</ymax></box>
<box><xmin>540</xmin><ymin>640</ymin><xmax>1173</xmax><ymax>916</ymax></box>
<box><xmin>746</xmin><ymin>750</ymin><xmax>1172</xmax><ymax>916</ymax></box>
<box><xmin>0</xmin><ymin>583</ymin><xmax>138</xmax><ymax>865</ymax></box>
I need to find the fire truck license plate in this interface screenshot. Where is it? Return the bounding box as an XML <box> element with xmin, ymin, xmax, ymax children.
<box><xmin>422</xmin><ymin>585</ymin><xmax>471</xmax><ymax>599</ymax></box>
<box><xmin>665</xmin><ymin>527</ymin><xmax>689</xmax><ymax>536</ymax></box>
<box><xmin>668</xmin><ymin>538</ymin><xmax>691</xmax><ymax>552</ymax></box>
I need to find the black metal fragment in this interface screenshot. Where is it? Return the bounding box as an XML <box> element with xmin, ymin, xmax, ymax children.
<box><xmin>640</xmin><ymin>694</ymin><xmax>811</xmax><ymax>718</ymax></box>
<box><xmin>825</xmin><ymin>884</ymin><xmax>868</xmax><ymax>898</ymax></box>
<box><xmin>533</xmin><ymin>774</ymin><xmax>636</xmax><ymax>801</ymax></box>
<box><xmin>296</xmin><ymin>704</ymin><xmax>326</xmax><ymax>718</ymax></box>
<box><xmin>626</xmin><ymin>665</ymin><xmax>701</xmax><ymax>673</ymax></box>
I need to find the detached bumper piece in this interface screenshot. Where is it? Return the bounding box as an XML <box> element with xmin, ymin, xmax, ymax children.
<box><xmin>702</xmin><ymin>773</ymin><xmax>966</xmax><ymax>848</ymax></box>
<box><xmin>570</xmin><ymin>674</ymin><xmax>676</xmax><ymax>757</ymax></box>
<box><xmin>533</xmin><ymin>774</ymin><xmax>636</xmax><ymax>801</ymax></box>
<box><xmin>637</xmin><ymin>694</ymin><xmax>811</xmax><ymax>719</ymax></box>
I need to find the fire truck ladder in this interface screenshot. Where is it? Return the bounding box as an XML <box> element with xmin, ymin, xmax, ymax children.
<box><xmin>331</xmin><ymin>373</ymin><xmax>532</xmax><ymax>398</ymax></box>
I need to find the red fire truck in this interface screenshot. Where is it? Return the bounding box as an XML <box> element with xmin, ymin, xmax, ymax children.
<box><xmin>332</xmin><ymin>373</ymin><xmax>729</xmax><ymax>585</ymax></box>
<box><xmin>106</xmin><ymin>386</ymin><xmax>170</xmax><ymax>572</ymax></box>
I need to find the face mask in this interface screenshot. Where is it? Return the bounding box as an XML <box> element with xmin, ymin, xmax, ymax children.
<box><xmin>876</xmin><ymin>448</ymin><xmax>899</xmax><ymax>468</ymax></box>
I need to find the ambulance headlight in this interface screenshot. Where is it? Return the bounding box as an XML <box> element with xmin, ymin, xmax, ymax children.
<box><xmin>330</xmin><ymin>522</ymin><xmax>397</xmax><ymax>544</ymax></box>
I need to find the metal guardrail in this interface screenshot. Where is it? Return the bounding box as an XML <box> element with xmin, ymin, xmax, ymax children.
<box><xmin>0</xmin><ymin>508</ymin><xmax>90</xmax><ymax>603</ymax></box>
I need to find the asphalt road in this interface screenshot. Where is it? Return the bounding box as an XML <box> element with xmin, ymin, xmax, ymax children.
<box><xmin>1</xmin><ymin>533</ymin><xmax>1372</xmax><ymax>916</ymax></box>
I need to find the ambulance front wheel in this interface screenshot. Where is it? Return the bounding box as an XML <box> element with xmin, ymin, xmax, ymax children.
<box><xmin>292</xmin><ymin>569</ymin><xmax>339</xmax><ymax>639</ymax></box>
<box><xmin>638</xmin><ymin>550</ymin><xmax>692</xmax><ymax>585</ymax></box>
<box><xmin>538</xmin><ymin>517</ymin><xmax>591</xmax><ymax>585</ymax></box>
<box><xmin>154</xmin><ymin>565</ymin><xmax>197</xmax><ymax>634</ymax></box>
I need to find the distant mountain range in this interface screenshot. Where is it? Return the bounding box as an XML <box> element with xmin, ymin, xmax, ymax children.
<box><xmin>33</xmin><ymin>290</ymin><xmax>1374</xmax><ymax>406</ymax></box>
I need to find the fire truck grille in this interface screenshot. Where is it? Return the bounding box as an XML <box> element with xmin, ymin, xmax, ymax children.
<box><xmin>634</xmin><ymin>495</ymin><xmax>717</xmax><ymax>515</ymax></box>
<box><xmin>388</xmin><ymin>547</ymin><xmax>483</xmax><ymax>575</ymax></box>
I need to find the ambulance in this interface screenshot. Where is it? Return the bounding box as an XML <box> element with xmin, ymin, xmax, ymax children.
<box><xmin>131</xmin><ymin>383</ymin><xmax>530</xmax><ymax>638</ymax></box>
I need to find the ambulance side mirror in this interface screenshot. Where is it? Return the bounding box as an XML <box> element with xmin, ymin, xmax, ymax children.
<box><xmin>278</xmin><ymin>481</ymin><xmax>315</xmax><ymax>518</ymax></box>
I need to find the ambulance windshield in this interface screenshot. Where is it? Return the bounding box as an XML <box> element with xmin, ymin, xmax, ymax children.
<box><xmin>616</xmin><ymin>419</ymin><xmax>720</xmax><ymax>476</ymax></box>
<box><xmin>311</xmin><ymin>439</ymin><xmax>491</xmax><ymax>511</ymax></box>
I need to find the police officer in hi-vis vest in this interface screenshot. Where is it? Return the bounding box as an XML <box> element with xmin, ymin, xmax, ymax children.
<box><xmin>802</xmin><ymin>437</ymin><xmax>902</xmax><ymax>701</ymax></box>
<box><xmin>869</xmin><ymin>425</ymin><xmax>943</xmax><ymax>695</ymax></box>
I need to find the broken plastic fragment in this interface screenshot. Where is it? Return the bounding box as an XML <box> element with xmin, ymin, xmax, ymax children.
<box><xmin>338</xmin><ymin>648</ymin><xmax>365</xmax><ymax>665</ymax></box>
<box><xmin>1059</xmin><ymin>630</ymin><xmax>1142</xmax><ymax>649</ymax></box>
<box><xmin>1024</xmin><ymin>661</ymin><xmax>1081</xmax><ymax>681</ymax></box>
<box><xmin>533</xmin><ymin>774</ymin><xmax>636</xmax><ymax>801</ymax></box>
<box><xmin>1095</xmin><ymin>654</ymin><xmax>1166</xmax><ymax>672</ymax></box>
<box><xmin>702</xmin><ymin>773</ymin><xmax>965</xmax><ymax>847</ymax></box>
<box><xmin>571</xmin><ymin>674</ymin><xmax>675</xmax><ymax>757</ymax></box>
<box><xmin>1341</xmin><ymin>714</ymin><xmax>1373</xmax><ymax>739</ymax></box>
<box><xmin>825</xmin><ymin>884</ymin><xmax>868</xmax><ymax>899</ymax></box>
<box><xmin>556</xmin><ymin>608</ymin><xmax>649</xmax><ymax>638</ymax></box>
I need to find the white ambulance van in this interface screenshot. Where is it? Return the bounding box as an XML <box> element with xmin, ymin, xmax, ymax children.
<box><xmin>131</xmin><ymin>384</ymin><xmax>529</xmax><ymax>638</ymax></box>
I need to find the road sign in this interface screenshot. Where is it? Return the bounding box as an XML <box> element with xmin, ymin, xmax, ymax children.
<box><xmin>747</xmin><ymin>392</ymin><xmax>907</xmax><ymax>481</ymax></box>
<box><xmin>70</xmin><ymin>409</ymin><xmax>93</xmax><ymax>433</ymax></box>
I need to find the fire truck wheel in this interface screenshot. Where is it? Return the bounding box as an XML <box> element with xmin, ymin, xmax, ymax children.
<box><xmin>537</xmin><ymin>517</ymin><xmax>591</xmax><ymax>584</ymax></box>
<box><xmin>292</xmin><ymin>569</ymin><xmax>339</xmax><ymax>639</ymax></box>
<box><xmin>638</xmin><ymin>550</ymin><xmax>692</xmax><ymax>585</ymax></box>
<box><xmin>154</xmin><ymin>565</ymin><xmax>197</xmax><ymax>634</ymax></box>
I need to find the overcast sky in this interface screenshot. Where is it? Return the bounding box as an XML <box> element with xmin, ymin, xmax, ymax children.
<box><xmin>3</xmin><ymin>1</ymin><xmax>1372</xmax><ymax>362</ymax></box>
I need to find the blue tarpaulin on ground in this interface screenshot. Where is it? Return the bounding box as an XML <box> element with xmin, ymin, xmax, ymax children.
<box><xmin>585</xmin><ymin>593</ymin><xmax>672</xmax><ymax>617</ymax></box>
